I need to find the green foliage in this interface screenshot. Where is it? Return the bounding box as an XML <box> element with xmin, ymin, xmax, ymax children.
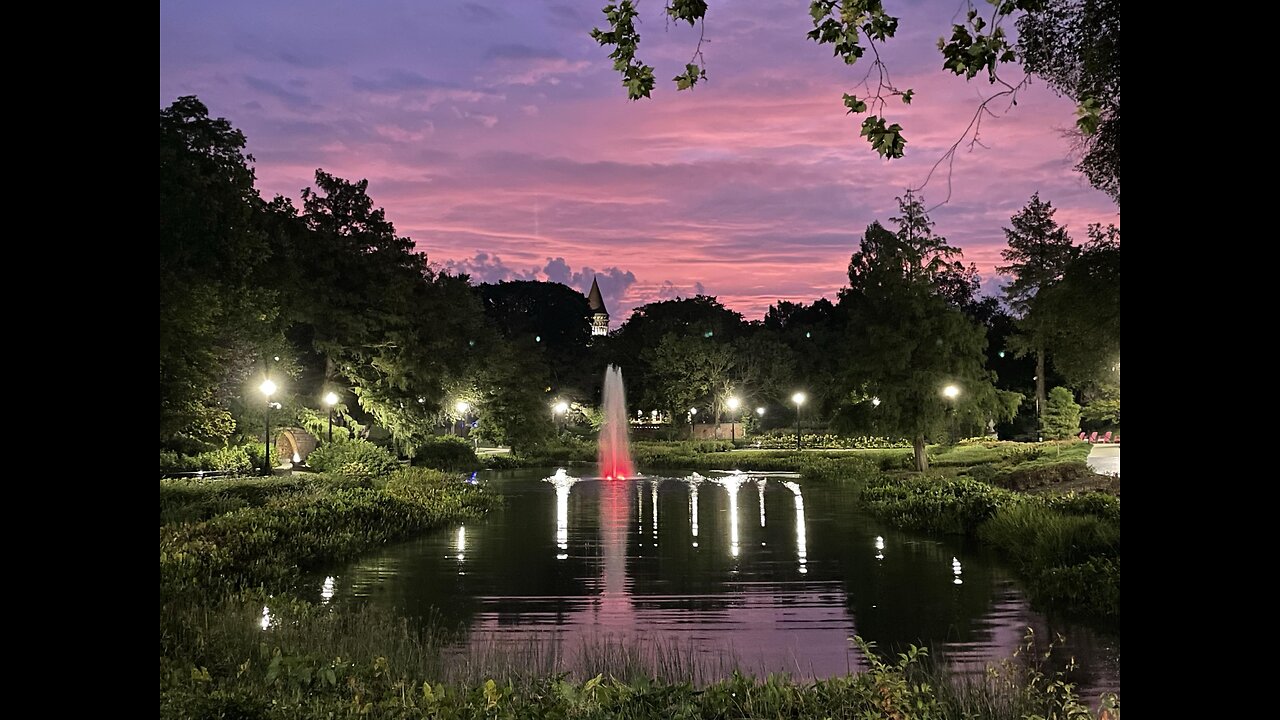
<box><xmin>306</xmin><ymin>439</ymin><xmax>399</xmax><ymax>482</ymax></box>
<box><xmin>590</xmin><ymin>2</ymin><xmax>656</xmax><ymax>99</ymax></box>
<box><xmin>752</xmin><ymin>432</ymin><xmax>908</xmax><ymax>450</ymax></box>
<box><xmin>1081</xmin><ymin>385</ymin><xmax>1120</xmax><ymax>426</ymax></box>
<box><xmin>863</xmin><ymin>471</ymin><xmax>1120</xmax><ymax>621</ymax></box>
<box><xmin>1040</xmin><ymin>386</ymin><xmax>1082</xmax><ymax>440</ymax></box>
<box><xmin>159</xmin><ymin>467</ymin><xmax>497</xmax><ymax>600</ymax></box>
<box><xmin>940</xmin><ymin>6</ymin><xmax>1018</xmax><ymax>82</ymax></box>
<box><xmin>411</xmin><ymin>436</ymin><xmax>479</xmax><ymax>471</ymax></box>
<box><xmin>160</xmin><ymin>444</ymin><xmax>256</xmax><ymax>474</ymax></box>
<box><xmin>859</xmin><ymin>115</ymin><xmax>906</xmax><ymax>158</ymax></box>
<box><xmin>160</xmin><ymin>475</ymin><xmax>315</xmax><ymax>525</ymax></box>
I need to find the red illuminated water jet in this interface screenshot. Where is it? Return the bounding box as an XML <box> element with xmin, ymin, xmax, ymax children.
<box><xmin>598</xmin><ymin>365</ymin><xmax>634</xmax><ymax>480</ymax></box>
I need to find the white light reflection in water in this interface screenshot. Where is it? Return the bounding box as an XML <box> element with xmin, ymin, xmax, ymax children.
<box><xmin>687</xmin><ymin>475</ymin><xmax>701</xmax><ymax>547</ymax></box>
<box><xmin>715</xmin><ymin>474</ymin><xmax>746</xmax><ymax>558</ymax></box>
<box><xmin>875</xmin><ymin>536</ymin><xmax>885</xmax><ymax>561</ymax></box>
<box><xmin>636</xmin><ymin>481</ymin><xmax>644</xmax><ymax>541</ymax></box>
<box><xmin>544</xmin><ymin>469</ymin><xmax>579</xmax><ymax>560</ymax></box>
<box><xmin>260</xmin><ymin>605</ymin><xmax>272</xmax><ymax>631</ymax></box>
<box><xmin>651</xmin><ymin>479</ymin><xmax>661</xmax><ymax>545</ymax></box>
<box><xmin>456</xmin><ymin>526</ymin><xmax>466</xmax><ymax>561</ymax></box>
<box><xmin>757</xmin><ymin>478</ymin><xmax>767</xmax><ymax>527</ymax></box>
<box><xmin>782</xmin><ymin>481</ymin><xmax>807</xmax><ymax>573</ymax></box>
<box><xmin>952</xmin><ymin>556</ymin><xmax>963</xmax><ymax>585</ymax></box>
<box><xmin>321</xmin><ymin>576</ymin><xmax>335</xmax><ymax>603</ymax></box>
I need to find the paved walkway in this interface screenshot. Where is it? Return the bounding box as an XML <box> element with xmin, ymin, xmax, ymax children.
<box><xmin>1087</xmin><ymin>444</ymin><xmax>1120</xmax><ymax>477</ymax></box>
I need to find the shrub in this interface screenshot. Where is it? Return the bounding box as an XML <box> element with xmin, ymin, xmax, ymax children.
<box><xmin>306</xmin><ymin>439</ymin><xmax>399</xmax><ymax>482</ymax></box>
<box><xmin>412</xmin><ymin>436</ymin><xmax>480</xmax><ymax>471</ymax></box>
<box><xmin>158</xmin><ymin>444</ymin><xmax>256</xmax><ymax>474</ymax></box>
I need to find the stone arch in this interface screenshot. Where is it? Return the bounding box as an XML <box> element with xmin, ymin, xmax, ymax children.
<box><xmin>275</xmin><ymin>427</ymin><xmax>319</xmax><ymax>465</ymax></box>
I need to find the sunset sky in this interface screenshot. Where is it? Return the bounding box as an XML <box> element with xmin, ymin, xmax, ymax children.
<box><xmin>160</xmin><ymin>0</ymin><xmax>1119</xmax><ymax>321</ymax></box>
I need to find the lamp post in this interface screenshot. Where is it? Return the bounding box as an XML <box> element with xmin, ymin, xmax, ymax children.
<box><xmin>324</xmin><ymin>392</ymin><xmax>339</xmax><ymax>443</ymax></box>
<box><xmin>726</xmin><ymin>396</ymin><xmax>741</xmax><ymax>442</ymax></box>
<box><xmin>552</xmin><ymin>400</ymin><xmax>569</xmax><ymax>432</ymax></box>
<box><xmin>259</xmin><ymin>379</ymin><xmax>277</xmax><ymax>474</ymax></box>
<box><xmin>792</xmin><ymin>392</ymin><xmax>806</xmax><ymax>450</ymax></box>
<box><xmin>942</xmin><ymin>384</ymin><xmax>960</xmax><ymax>444</ymax></box>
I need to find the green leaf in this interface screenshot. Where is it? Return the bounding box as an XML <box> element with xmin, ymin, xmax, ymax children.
<box><xmin>842</xmin><ymin>93</ymin><xmax>868</xmax><ymax>114</ymax></box>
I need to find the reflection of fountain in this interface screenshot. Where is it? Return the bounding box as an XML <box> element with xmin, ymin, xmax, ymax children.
<box><xmin>650</xmin><ymin>479</ymin><xmax>662</xmax><ymax>545</ymax></box>
<box><xmin>875</xmin><ymin>536</ymin><xmax>885</xmax><ymax>561</ymax></box>
<box><xmin>757</xmin><ymin>479</ymin><xmax>767</xmax><ymax>528</ymax></box>
<box><xmin>952</xmin><ymin>556</ymin><xmax>963</xmax><ymax>585</ymax></box>
<box><xmin>782</xmin><ymin>481</ymin><xmax>808</xmax><ymax>574</ymax></box>
<box><xmin>598</xmin><ymin>365</ymin><xmax>634</xmax><ymax>479</ymax></box>
<box><xmin>685</xmin><ymin>476</ymin><xmax>702</xmax><ymax>547</ymax></box>
<box><xmin>544</xmin><ymin>469</ymin><xmax>580</xmax><ymax>560</ymax></box>
<box><xmin>714</xmin><ymin>474</ymin><xmax>747</xmax><ymax>558</ymax></box>
<box><xmin>597</xmin><ymin>475</ymin><xmax>630</xmax><ymax>623</ymax></box>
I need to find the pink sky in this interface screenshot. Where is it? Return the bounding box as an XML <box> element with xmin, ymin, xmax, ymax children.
<box><xmin>160</xmin><ymin>0</ymin><xmax>1118</xmax><ymax>320</ymax></box>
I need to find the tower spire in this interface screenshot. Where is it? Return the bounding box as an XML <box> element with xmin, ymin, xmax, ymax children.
<box><xmin>588</xmin><ymin>277</ymin><xmax>609</xmax><ymax>336</ymax></box>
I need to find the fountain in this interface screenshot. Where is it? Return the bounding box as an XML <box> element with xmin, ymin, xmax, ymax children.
<box><xmin>598</xmin><ymin>365</ymin><xmax>634</xmax><ymax>479</ymax></box>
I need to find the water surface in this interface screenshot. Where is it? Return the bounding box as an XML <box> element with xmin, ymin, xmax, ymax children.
<box><xmin>315</xmin><ymin>466</ymin><xmax>1119</xmax><ymax>696</ymax></box>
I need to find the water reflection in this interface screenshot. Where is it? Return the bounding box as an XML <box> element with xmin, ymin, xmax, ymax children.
<box><xmin>783</xmin><ymin>481</ymin><xmax>808</xmax><ymax>573</ymax></box>
<box><xmin>650</xmin><ymin>479</ymin><xmax>661</xmax><ymax>545</ymax></box>
<box><xmin>685</xmin><ymin>475</ymin><xmax>702</xmax><ymax>547</ymax></box>
<box><xmin>545</xmin><ymin>469</ymin><xmax>579</xmax><ymax>561</ymax></box>
<box><xmin>714</xmin><ymin>474</ymin><xmax>746</xmax><ymax>558</ymax></box>
<box><xmin>757</xmin><ymin>479</ymin><xmax>767</xmax><ymax>528</ymax></box>
<box><xmin>259</xmin><ymin>605</ymin><xmax>272</xmax><ymax>631</ymax></box>
<box><xmin>321</xmin><ymin>576</ymin><xmax>335</xmax><ymax>603</ymax></box>
<box><xmin>322</xmin><ymin>469</ymin><xmax>1119</xmax><ymax>698</ymax></box>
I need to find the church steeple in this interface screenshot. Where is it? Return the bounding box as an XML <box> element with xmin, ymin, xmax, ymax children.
<box><xmin>587</xmin><ymin>277</ymin><xmax>609</xmax><ymax>336</ymax></box>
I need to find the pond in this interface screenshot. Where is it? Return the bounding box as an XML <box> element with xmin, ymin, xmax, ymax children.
<box><xmin>313</xmin><ymin>466</ymin><xmax>1119</xmax><ymax>697</ymax></box>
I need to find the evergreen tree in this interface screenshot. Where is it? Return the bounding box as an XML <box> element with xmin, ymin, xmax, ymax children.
<box><xmin>1041</xmin><ymin>386</ymin><xmax>1082</xmax><ymax>440</ymax></box>
<box><xmin>997</xmin><ymin>193</ymin><xmax>1077</xmax><ymax>420</ymax></box>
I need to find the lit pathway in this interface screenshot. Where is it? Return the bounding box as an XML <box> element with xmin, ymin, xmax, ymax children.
<box><xmin>1087</xmin><ymin>444</ymin><xmax>1120</xmax><ymax>477</ymax></box>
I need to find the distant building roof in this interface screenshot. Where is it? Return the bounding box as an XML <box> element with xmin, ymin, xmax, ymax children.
<box><xmin>587</xmin><ymin>277</ymin><xmax>608</xmax><ymax>316</ymax></box>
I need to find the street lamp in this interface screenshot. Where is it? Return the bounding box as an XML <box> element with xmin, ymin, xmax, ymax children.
<box><xmin>792</xmin><ymin>392</ymin><xmax>806</xmax><ymax>450</ymax></box>
<box><xmin>552</xmin><ymin>400</ymin><xmax>569</xmax><ymax>432</ymax></box>
<box><xmin>726</xmin><ymin>396</ymin><xmax>741</xmax><ymax>441</ymax></box>
<box><xmin>942</xmin><ymin>384</ymin><xmax>960</xmax><ymax>445</ymax></box>
<box><xmin>323</xmin><ymin>392</ymin><xmax>339</xmax><ymax>443</ymax></box>
<box><xmin>454</xmin><ymin>400</ymin><xmax>471</xmax><ymax>436</ymax></box>
<box><xmin>872</xmin><ymin>397</ymin><xmax>881</xmax><ymax>407</ymax></box>
<box><xmin>259</xmin><ymin>379</ymin><xmax>277</xmax><ymax>474</ymax></box>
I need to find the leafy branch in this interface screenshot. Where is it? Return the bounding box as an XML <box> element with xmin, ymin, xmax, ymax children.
<box><xmin>590</xmin><ymin>1</ymin><xmax>656</xmax><ymax>100</ymax></box>
<box><xmin>808</xmin><ymin>1</ymin><xmax>913</xmax><ymax>158</ymax></box>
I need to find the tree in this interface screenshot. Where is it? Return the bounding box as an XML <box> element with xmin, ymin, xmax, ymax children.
<box><xmin>839</xmin><ymin>196</ymin><xmax>1020</xmax><ymax>471</ymax></box>
<box><xmin>641</xmin><ymin>333</ymin><xmax>736</xmax><ymax>429</ymax></box>
<box><xmin>997</xmin><ymin>192</ymin><xmax>1077</xmax><ymax>420</ymax></box>
<box><xmin>587</xmin><ymin>1</ymin><xmax>1120</xmax><ymax>199</ymax></box>
<box><xmin>1040</xmin><ymin>386</ymin><xmax>1081</xmax><ymax>440</ymax></box>
<box><xmin>160</xmin><ymin>97</ymin><xmax>278</xmax><ymax>451</ymax></box>
<box><xmin>1034</xmin><ymin>224</ymin><xmax>1120</xmax><ymax>388</ymax></box>
<box><xmin>1019</xmin><ymin>0</ymin><xmax>1121</xmax><ymax>203</ymax></box>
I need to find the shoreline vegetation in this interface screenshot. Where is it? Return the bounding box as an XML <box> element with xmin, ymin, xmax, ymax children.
<box><xmin>160</xmin><ymin>440</ymin><xmax>1119</xmax><ymax>718</ymax></box>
